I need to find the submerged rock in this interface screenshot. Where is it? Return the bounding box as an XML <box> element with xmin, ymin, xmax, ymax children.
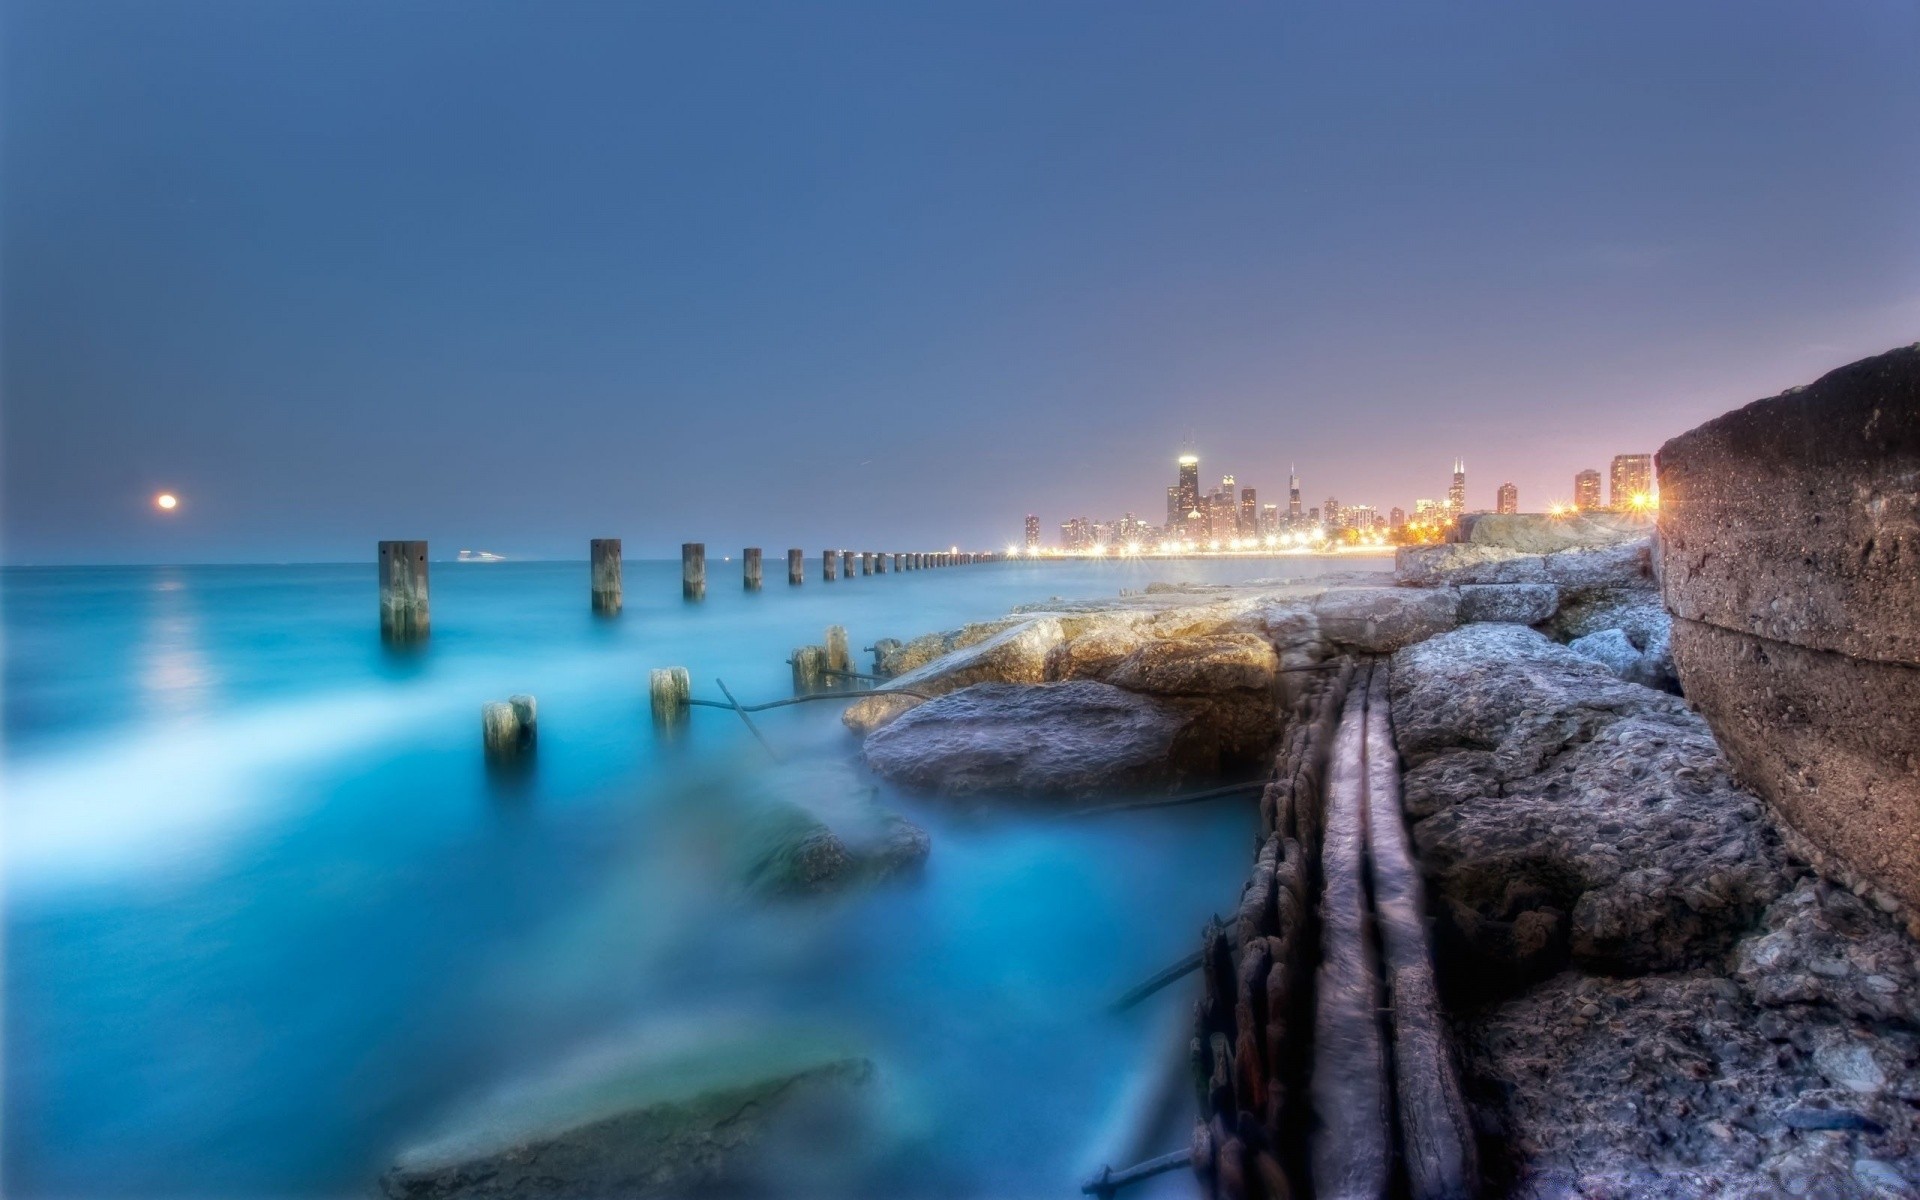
<box><xmin>382</xmin><ymin>1033</ymin><xmax>874</xmax><ymax>1200</ymax></box>
<box><xmin>861</xmin><ymin>681</ymin><xmax>1192</xmax><ymax>797</ymax></box>
<box><xmin>731</xmin><ymin>761</ymin><xmax>930</xmax><ymax>898</ymax></box>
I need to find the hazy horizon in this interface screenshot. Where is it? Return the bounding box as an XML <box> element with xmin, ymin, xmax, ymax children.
<box><xmin>4</xmin><ymin>1</ymin><xmax>1917</xmax><ymax>565</ymax></box>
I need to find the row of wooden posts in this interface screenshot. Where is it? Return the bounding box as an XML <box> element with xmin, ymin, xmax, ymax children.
<box><xmin>378</xmin><ymin>539</ymin><xmax>996</xmax><ymax>640</ymax></box>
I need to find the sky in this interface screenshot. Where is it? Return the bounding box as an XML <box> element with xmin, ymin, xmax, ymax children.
<box><xmin>3</xmin><ymin>0</ymin><xmax>1917</xmax><ymax>564</ymax></box>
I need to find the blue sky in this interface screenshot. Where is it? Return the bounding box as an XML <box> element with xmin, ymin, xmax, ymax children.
<box><xmin>4</xmin><ymin>0</ymin><xmax>1917</xmax><ymax>562</ymax></box>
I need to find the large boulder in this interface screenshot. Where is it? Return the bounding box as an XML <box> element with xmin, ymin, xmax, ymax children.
<box><xmin>1456</xmin><ymin>582</ymin><xmax>1558</xmax><ymax>625</ymax></box>
<box><xmin>1102</xmin><ymin>632</ymin><xmax>1279</xmax><ymax>694</ymax></box>
<box><xmin>860</xmin><ymin>681</ymin><xmax>1194</xmax><ymax>797</ymax></box>
<box><xmin>843</xmin><ymin>617</ymin><xmax>1065</xmax><ymax>733</ymax></box>
<box><xmin>1658</xmin><ymin>342</ymin><xmax>1920</xmax><ymax>922</ymax></box>
<box><xmin>875</xmin><ymin>618</ymin><xmax>1025</xmax><ymax>676</ymax></box>
<box><xmin>382</xmin><ymin>1034</ymin><xmax>874</xmax><ymax>1200</ymax></box>
<box><xmin>1396</xmin><ymin>544</ymin><xmax>1548</xmax><ymax>587</ymax></box>
<box><xmin>1310</xmin><ymin>586</ymin><xmax>1460</xmax><ymax>652</ymax></box>
<box><xmin>1391</xmin><ymin>624</ymin><xmax>1790</xmax><ymax>980</ymax></box>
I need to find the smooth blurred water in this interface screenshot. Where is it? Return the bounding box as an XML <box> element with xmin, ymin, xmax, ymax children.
<box><xmin>3</xmin><ymin>555</ymin><xmax>1388</xmax><ymax>1199</ymax></box>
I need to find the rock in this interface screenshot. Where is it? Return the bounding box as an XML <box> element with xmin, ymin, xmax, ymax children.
<box><xmin>875</xmin><ymin>618</ymin><xmax>1026</xmax><ymax>676</ymax></box>
<box><xmin>1310</xmin><ymin>586</ymin><xmax>1460</xmax><ymax>652</ymax></box>
<box><xmin>1456</xmin><ymin>583</ymin><xmax>1558</xmax><ymax>625</ymax></box>
<box><xmin>1396</xmin><ymin>544</ymin><xmax>1548</xmax><ymax>587</ymax></box>
<box><xmin>1456</xmin><ymin>511</ymin><xmax>1655</xmax><ymax>553</ymax></box>
<box><xmin>1460</xmin><ymin>969</ymin><xmax>1920</xmax><ymax>1198</ymax></box>
<box><xmin>860</xmin><ymin>681</ymin><xmax>1193</xmax><ymax>797</ymax></box>
<box><xmin>1659</xmin><ymin>342</ymin><xmax>1920</xmax><ymax>665</ymax></box>
<box><xmin>731</xmin><ymin>763</ymin><xmax>931</xmax><ymax>897</ymax></box>
<box><xmin>1671</xmin><ymin>616</ymin><xmax>1920</xmax><ymax>924</ymax></box>
<box><xmin>1733</xmin><ymin>877</ymin><xmax>1920</xmax><ymax>1027</ymax></box>
<box><xmin>383</xmin><ymin>1034</ymin><xmax>874</xmax><ymax>1200</ymax></box>
<box><xmin>1391</xmin><ymin>624</ymin><xmax>1790</xmax><ymax>976</ymax></box>
<box><xmin>1103</xmin><ymin>633</ymin><xmax>1279</xmax><ymax>695</ymax></box>
<box><xmin>1659</xmin><ymin>343</ymin><xmax>1920</xmax><ymax>921</ymax></box>
<box><xmin>1564</xmin><ymin>627</ymin><xmax>1674</xmax><ymax>692</ymax></box>
<box><xmin>843</xmin><ymin>617</ymin><xmax>1065</xmax><ymax>734</ymax></box>
<box><xmin>1043</xmin><ymin>623</ymin><xmax>1158</xmax><ymax>682</ymax></box>
<box><xmin>1539</xmin><ymin>540</ymin><xmax>1653</xmax><ymax>594</ymax></box>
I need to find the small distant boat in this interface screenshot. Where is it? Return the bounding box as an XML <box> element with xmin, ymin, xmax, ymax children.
<box><xmin>457</xmin><ymin>549</ymin><xmax>507</xmax><ymax>562</ymax></box>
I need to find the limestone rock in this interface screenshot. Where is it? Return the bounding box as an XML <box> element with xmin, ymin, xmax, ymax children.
<box><xmin>1456</xmin><ymin>511</ymin><xmax>1655</xmax><ymax>553</ymax></box>
<box><xmin>1103</xmin><ymin>633</ymin><xmax>1279</xmax><ymax>695</ymax></box>
<box><xmin>842</xmin><ymin>617</ymin><xmax>1065</xmax><ymax>734</ymax></box>
<box><xmin>1395</xmin><ymin>544</ymin><xmax>1548</xmax><ymax>587</ymax></box>
<box><xmin>1391</xmin><ymin>624</ymin><xmax>1790</xmax><ymax>977</ymax></box>
<box><xmin>1540</xmin><ymin>539</ymin><xmax>1654</xmax><ymax>594</ymax></box>
<box><xmin>1042</xmin><ymin>623</ymin><xmax>1157</xmax><ymax>682</ymax></box>
<box><xmin>1310</xmin><ymin>586</ymin><xmax>1460</xmax><ymax>652</ymax></box>
<box><xmin>1455</xmin><ymin>583</ymin><xmax>1558</xmax><ymax>625</ymax></box>
<box><xmin>875</xmin><ymin>618</ymin><xmax>1026</xmax><ymax>677</ymax></box>
<box><xmin>860</xmin><ymin>681</ymin><xmax>1192</xmax><ymax>797</ymax></box>
<box><xmin>1735</xmin><ymin>878</ymin><xmax>1920</xmax><ymax>1027</ymax></box>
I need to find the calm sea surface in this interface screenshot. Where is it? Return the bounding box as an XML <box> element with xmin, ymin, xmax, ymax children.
<box><xmin>3</xmin><ymin>555</ymin><xmax>1388</xmax><ymax>1199</ymax></box>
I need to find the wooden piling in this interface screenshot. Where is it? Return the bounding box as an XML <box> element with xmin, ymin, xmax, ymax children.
<box><xmin>841</xmin><ymin>550</ymin><xmax>855</xmax><ymax>578</ymax></box>
<box><xmin>861</xmin><ymin>552</ymin><xmax>874</xmax><ymax>576</ymax></box>
<box><xmin>822</xmin><ymin>549</ymin><xmax>838</xmax><ymax>581</ymax></box>
<box><xmin>788</xmin><ymin>548</ymin><xmax>805</xmax><ymax>585</ymax></box>
<box><xmin>650</xmin><ymin>667</ymin><xmax>691</xmax><ymax>727</ymax></box>
<box><xmin>590</xmin><ymin>538</ymin><xmax>622</xmax><ymax>614</ymax></box>
<box><xmin>875</xmin><ymin>552</ymin><xmax>888</xmax><ymax>574</ymax></box>
<box><xmin>378</xmin><ymin>540</ymin><xmax>431</xmax><ymax>641</ymax></box>
<box><xmin>483</xmin><ymin>694</ymin><xmax>536</xmax><ymax>760</ymax></box>
<box><xmin>743</xmin><ymin>547</ymin><xmax>763</xmax><ymax>591</ymax></box>
<box><xmin>682</xmin><ymin>543</ymin><xmax>706</xmax><ymax>600</ymax></box>
<box><xmin>509</xmin><ymin>693</ymin><xmax>537</xmax><ymax>745</ymax></box>
<box><xmin>791</xmin><ymin>645</ymin><xmax>827</xmax><ymax>693</ymax></box>
<box><xmin>825</xmin><ymin>625</ymin><xmax>851</xmax><ymax>674</ymax></box>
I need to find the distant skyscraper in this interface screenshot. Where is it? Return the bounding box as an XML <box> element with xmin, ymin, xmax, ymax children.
<box><xmin>1024</xmin><ymin>514</ymin><xmax>1040</xmax><ymax>548</ymax></box>
<box><xmin>1288</xmin><ymin>465</ymin><xmax>1302</xmax><ymax>524</ymax></box>
<box><xmin>1610</xmin><ymin>454</ymin><xmax>1653</xmax><ymax>509</ymax></box>
<box><xmin>1448</xmin><ymin>458</ymin><xmax>1466</xmax><ymax>515</ymax></box>
<box><xmin>1239</xmin><ymin>487</ymin><xmax>1257</xmax><ymax>535</ymax></box>
<box><xmin>1323</xmin><ymin>496</ymin><xmax>1340</xmax><ymax>528</ymax></box>
<box><xmin>1574</xmin><ymin>469</ymin><xmax>1603</xmax><ymax>511</ymax></box>
<box><xmin>1176</xmin><ymin>455</ymin><xmax>1200</xmax><ymax>520</ymax></box>
<box><xmin>1206</xmin><ymin>489</ymin><xmax>1237</xmax><ymax>542</ymax></box>
<box><xmin>1496</xmin><ymin>482</ymin><xmax>1518</xmax><ymax>514</ymax></box>
<box><xmin>1166</xmin><ymin>486</ymin><xmax>1181</xmax><ymax>527</ymax></box>
<box><xmin>1260</xmin><ymin>503</ymin><xmax>1278</xmax><ymax>536</ymax></box>
<box><xmin>1389</xmin><ymin>506</ymin><xmax>1406</xmax><ymax>530</ymax></box>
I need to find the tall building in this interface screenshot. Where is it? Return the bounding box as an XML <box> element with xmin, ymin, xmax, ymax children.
<box><xmin>1206</xmin><ymin>489</ymin><xmax>1237</xmax><ymax>542</ymax></box>
<box><xmin>1260</xmin><ymin>503</ymin><xmax>1278</xmax><ymax>536</ymax></box>
<box><xmin>1323</xmin><ymin>496</ymin><xmax>1341</xmax><ymax>529</ymax></box>
<box><xmin>1024</xmin><ymin>514</ymin><xmax>1040</xmax><ymax>548</ymax></box>
<box><xmin>1389</xmin><ymin>506</ymin><xmax>1407</xmax><ymax>531</ymax></box>
<box><xmin>1496</xmin><ymin>482</ymin><xmax>1518</xmax><ymax>514</ymax></box>
<box><xmin>1610</xmin><ymin>454</ymin><xmax>1653</xmax><ymax>509</ymax></box>
<box><xmin>1166</xmin><ymin>486</ymin><xmax>1181</xmax><ymax>528</ymax></box>
<box><xmin>1346</xmin><ymin>504</ymin><xmax>1378</xmax><ymax>532</ymax></box>
<box><xmin>1176</xmin><ymin>455</ymin><xmax>1201</xmax><ymax>521</ymax></box>
<box><xmin>1574</xmin><ymin>469</ymin><xmax>1603</xmax><ymax>511</ymax></box>
<box><xmin>1288</xmin><ymin>465</ymin><xmax>1302</xmax><ymax>524</ymax></box>
<box><xmin>1239</xmin><ymin>488</ymin><xmax>1257</xmax><ymax>536</ymax></box>
<box><xmin>1448</xmin><ymin>458</ymin><xmax>1466</xmax><ymax>516</ymax></box>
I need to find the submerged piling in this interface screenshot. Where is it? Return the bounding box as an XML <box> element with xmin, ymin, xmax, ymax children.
<box><xmin>378</xmin><ymin>540</ymin><xmax>430</xmax><ymax>642</ymax></box>
<box><xmin>791</xmin><ymin>645</ymin><xmax>827</xmax><ymax>693</ymax></box>
<box><xmin>482</xmin><ymin>693</ymin><xmax>537</xmax><ymax>760</ymax></box>
<box><xmin>788</xmin><ymin>548</ymin><xmax>805</xmax><ymax>585</ymax></box>
<box><xmin>825</xmin><ymin>625</ymin><xmax>851</xmax><ymax>674</ymax></box>
<box><xmin>823</xmin><ymin>549</ymin><xmax>838</xmax><ymax>582</ymax></box>
<box><xmin>743</xmin><ymin>547</ymin><xmax>763</xmax><ymax>591</ymax></box>
<box><xmin>650</xmin><ymin>667</ymin><xmax>691</xmax><ymax>727</ymax></box>
<box><xmin>590</xmin><ymin>538</ymin><xmax>622</xmax><ymax>614</ymax></box>
<box><xmin>682</xmin><ymin>543</ymin><xmax>706</xmax><ymax>600</ymax></box>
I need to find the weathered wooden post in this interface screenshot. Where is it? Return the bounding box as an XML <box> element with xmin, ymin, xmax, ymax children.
<box><xmin>875</xmin><ymin>552</ymin><xmax>888</xmax><ymax>574</ymax></box>
<box><xmin>482</xmin><ymin>693</ymin><xmax>538</xmax><ymax>760</ymax></box>
<box><xmin>841</xmin><ymin>550</ymin><xmax>855</xmax><ymax>577</ymax></box>
<box><xmin>791</xmin><ymin>645</ymin><xmax>827</xmax><ymax>693</ymax></box>
<box><xmin>861</xmin><ymin>552</ymin><xmax>873</xmax><ymax>575</ymax></box>
<box><xmin>788</xmin><ymin>548</ymin><xmax>805</xmax><ymax>585</ymax></box>
<box><xmin>822</xmin><ymin>549</ymin><xmax>838</xmax><ymax>581</ymax></box>
<box><xmin>825</xmin><ymin>625</ymin><xmax>851</xmax><ymax>674</ymax></box>
<box><xmin>682</xmin><ymin>543</ymin><xmax>706</xmax><ymax>600</ymax></box>
<box><xmin>591</xmin><ymin>538</ymin><xmax>622</xmax><ymax>614</ymax></box>
<box><xmin>650</xmin><ymin>667</ymin><xmax>691</xmax><ymax>727</ymax></box>
<box><xmin>379</xmin><ymin>540</ymin><xmax>430</xmax><ymax>641</ymax></box>
<box><xmin>743</xmin><ymin>547</ymin><xmax>763</xmax><ymax>590</ymax></box>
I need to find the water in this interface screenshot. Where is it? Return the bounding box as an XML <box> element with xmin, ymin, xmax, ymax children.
<box><xmin>3</xmin><ymin>555</ymin><xmax>1388</xmax><ymax>1199</ymax></box>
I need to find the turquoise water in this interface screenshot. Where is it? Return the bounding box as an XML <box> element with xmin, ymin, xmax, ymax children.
<box><xmin>3</xmin><ymin>556</ymin><xmax>1386</xmax><ymax>1198</ymax></box>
